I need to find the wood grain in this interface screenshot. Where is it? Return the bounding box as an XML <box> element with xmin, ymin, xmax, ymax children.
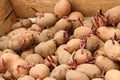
<box><xmin>10</xmin><ymin>0</ymin><xmax>120</xmax><ymax>17</ymax></box>
<box><xmin>0</xmin><ymin>11</ymin><xmax>17</xmax><ymax>36</ymax></box>
<box><xmin>0</xmin><ymin>0</ymin><xmax>13</xmax><ymax>25</ymax></box>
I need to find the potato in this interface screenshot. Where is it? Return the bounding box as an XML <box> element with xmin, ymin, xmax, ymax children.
<box><xmin>36</xmin><ymin>13</ymin><xmax>57</xmax><ymax>28</ymax></box>
<box><xmin>50</xmin><ymin>64</ymin><xmax>70</xmax><ymax>80</ymax></box>
<box><xmin>94</xmin><ymin>47</ymin><xmax>105</xmax><ymax>57</ymax></box>
<box><xmin>54</xmin><ymin>0</ymin><xmax>71</xmax><ymax>18</ymax></box>
<box><xmin>43</xmin><ymin>77</ymin><xmax>56</xmax><ymax>80</ymax></box>
<box><xmin>7</xmin><ymin>28</ymin><xmax>27</xmax><ymax>38</ymax></box>
<box><xmin>17</xmin><ymin>75</ymin><xmax>35</xmax><ymax>80</ymax></box>
<box><xmin>39</xmin><ymin>29</ymin><xmax>54</xmax><ymax>42</ymax></box>
<box><xmin>74</xmin><ymin>26</ymin><xmax>91</xmax><ymax>39</ymax></box>
<box><xmin>105</xmin><ymin>6</ymin><xmax>120</xmax><ymax>24</ymax></box>
<box><xmin>95</xmin><ymin>55</ymin><xmax>119</xmax><ymax>72</ymax></box>
<box><xmin>104</xmin><ymin>39</ymin><xmax>120</xmax><ymax>61</ymax></box>
<box><xmin>9</xmin><ymin>32</ymin><xmax>33</xmax><ymax>51</ymax></box>
<box><xmin>83</xmin><ymin>19</ymin><xmax>93</xmax><ymax>28</ymax></box>
<box><xmin>28</xmin><ymin>24</ymin><xmax>43</xmax><ymax>32</ymax></box>
<box><xmin>55</xmin><ymin>18</ymin><xmax>72</xmax><ymax>32</ymax></box>
<box><xmin>76</xmin><ymin>63</ymin><xmax>101</xmax><ymax>79</ymax></box>
<box><xmin>117</xmin><ymin>22</ymin><xmax>120</xmax><ymax>29</ymax></box>
<box><xmin>0</xmin><ymin>36</ymin><xmax>9</xmax><ymax>51</ymax></box>
<box><xmin>1</xmin><ymin>49</ymin><xmax>29</xmax><ymax>78</ymax></box>
<box><xmin>57</xmin><ymin>50</ymin><xmax>71</xmax><ymax>64</ymax></box>
<box><xmin>86</xmin><ymin>35</ymin><xmax>104</xmax><ymax>52</ymax></box>
<box><xmin>68</xmin><ymin>11</ymin><xmax>84</xmax><ymax>29</ymax></box>
<box><xmin>11</xmin><ymin>19</ymin><xmax>32</xmax><ymax>30</ymax></box>
<box><xmin>34</xmin><ymin>39</ymin><xmax>57</xmax><ymax>58</ymax></box>
<box><xmin>44</xmin><ymin>55</ymin><xmax>58</xmax><ymax>67</ymax></box>
<box><xmin>92</xmin><ymin>78</ymin><xmax>104</xmax><ymax>80</ymax></box>
<box><xmin>96</xmin><ymin>26</ymin><xmax>120</xmax><ymax>41</ymax></box>
<box><xmin>66</xmin><ymin>70</ymin><xmax>89</xmax><ymax>80</ymax></box>
<box><xmin>53</xmin><ymin>30</ymin><xmax>68</xmax><ymax>45</ymax></box>
<box><xmin>74</xmin><ymin>48</ymin><xmax>92</xmax><ymax>64</ymax></box>
<box><xmin>25</xmin><ymin>53</ymin><xmax>44</xmax><ymax>64</ymax></box>
<box><xmin>21</xmin><ymin>48</ymin><xmax>34</xmax><ymax>59</ymax></box>
<box><xmin>2</xmin><ymin>70</ymin><xmax>13</xmax><ymax>80</ymax></box>
<box><xmin>105</xmin><ymin>69</ymin><xmax>120</xmax><ymax>80</ymax></box>
<box><xmin>0</xmin><ymin>58</ymin><xmax>6</xmax><ymax>73</ymax></box>
<box><xmin>65</xmin><ymin>38</ymin><xmax>82</xmax><ymax>53</ymax></box>
<box><xmin>55</xmin><ymin>44</ymin><xmax>67</xmax><ymax>54</ymax></box>
<box><xmin>29</xmin><ymin>64</ymin><xmax>50</xmax><ymax>79</ymax></box>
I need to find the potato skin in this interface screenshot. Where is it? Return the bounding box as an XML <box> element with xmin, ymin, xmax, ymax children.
<box><xmin>105</xmin><ymin>69</ymin><xmax>120</xmax><ymax>80</ymax></box>
<box><xmin>95</xmin><ymin>55</ymin><xmax>119</xmax><ymax>72</ymax></box>
<box><xmin>76</xmin><ymin>64</ymin><xmax>101</xmax><ymax>79</ymax></box>
<box><xmin>66</xmin><ymin>70</ymin><xmax>89</xmax><ymax>80</ymax></box>
<box><xmin>54</xmin><ymin>0</ymin><xmax>71</xmax><ymax>18</ymax></box>
<box><xmin>8</xmin><ymin>32</ymin><xmax>33</xmax><ymax>51</ymax></box>
<box><xmin>34</xmin><ymin>39</ymin><xmax>56</xmax><ymax>58</ymax></box>
<box><xmin>29</xmin><ymin>64</ymin><xmax>50</xmax><ymax>79</ymax></box>
<box><xmin>105</xmin><ymin>6</ymin><xmax>120</xmax><ymax>24</ymax></box>
<box><xmin>36</xmin><ymin>13</ymin><xmax>57</xmax><ymax>28</ymax></box>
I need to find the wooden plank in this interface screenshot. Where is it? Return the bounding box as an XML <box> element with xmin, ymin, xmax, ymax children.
<box><xmin>0</xmin><ymin>0</ymin><xmax>13</xmax><ymax>25</ymax></box>
<box><xmin>10</xmin><ymin>0</ymin><xmax>120</xmax><ymax>17</ymax></box>
<box><xmin>0</xmin><ymin>11</ymin><xmax>17</xmax><ymax>36</ymax></box>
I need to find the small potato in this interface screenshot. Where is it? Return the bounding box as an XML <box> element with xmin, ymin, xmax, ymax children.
<box><xmin>94</xmin><ymin>47</ymin><xmax>105</xmax><ymax>57</ymax></box>
<box><xmin>44</xmin><ymin>55</ymin><xmax>58</xmax><ymax>67</ymax></box>
<box><xmin>105</xmin><ymin>6</ymin><xmax>120</xmax><ymax>24</ymax></box>
<box><xmin>50</xmin><ymin>64</ymin><xmax>70</xmax><ymax>80</ymax></box>
<box><xmin>54</xmin><ymin>30</ymin><xmax>68</xmax><ymax>45</ymax></box>
<box><xmin>104</xmin><ymin>39</ymin><xmax>120</xmax><ymax>61</ymax></box>
<box><xmin>83</xmin><ymin>20</ymin><xmax>93</xmax><ymax>28</ymax></box>
<box><xmin>117</xmin><ymin>22</ymin><xmax>120</xmax><ymax>29</ymax></box>
<box><xmin>66</xmin><ymin>70</ymin><xmax>89</xmax><ymax>80</ymax></box>
<box><xmin>39</xmin><ymin>29</ymin><xmax>54</xmax><ymax>42</ymax></box>
<box><xmin>86</xmin><ymin>35</ymin><xmax>104</xmax><ymax>52</ymax></box>
<box><xmin>34</xmin><ymin>39</ymin><xmax>57</xmax><ymax>58</ymax></box>
<box><xmin>105</xmin><ymin>69</ymin><xmax>120</xmax><ymax>80</ymax></box>
<box><xmin>57</xmin><ymin>50</ymin><xmax>71</xmax><ymax>64</ymax></box>
<box><xmin>28</xmin><ymin>24</ymin><xmax>43</xmax><ymax>32</ymax></box>
<box><xmin>55</xmin><ymin>44</ymin><xmax>67</xmax><ymax>54</ymax></box>
<box><xmin>0</xmin><ymin>36</ymin><xmax>9</xmax><ymax>51</ymax></box>
<box><xmin>55</xmin><ymin>18</ymin><xmax>72</xmax><ymax>32</ymax></box>
<box><xmin>54</xmin><ymin>0</ymin><xmax>71</xmax><ymax>18</ymax></box>
<box><xmin>43</xmin><ymin>77</ymin><xmax>56</xmax><ymax>80</ymax></box>
<box><xmin>74</xmin><ymin>49</ymin><xmax>92</xmax><ymax>64</ymax></box>
<box><xmin>1</xmin><ymin>49</ymin><xmax>29</xmax><ymax>78</ymax></box>
<box><xmin>65</xmin><ymin>39</ymin><xmax>82</xmax><ymax>53</ymax></box>
<box><xmin>11</xmin><ymin>19</ymin><xmax>32</xmax><ymax>30</ymax></box>
<box><xmin>96</xmin><ymin>26</ymin><xmax>120</xmax><ymax>41</ymax></box>
<box><xmin>95</xmin><ymin>55</ymin><xmax>119</xmax><ymax>72</ymax></box>
<box><xmin>76</xmin><ymin>63</ymin><xmax>101</xmax><ymax>79</ymax></box>
<box><xmin>25</xmin><ymin>53</ymin><xmax>44</xmax><ymax>64</ymax></box>
<box><xmin>74</xmin><ymin>26</ymin><xmax>91</xmax><ymax>39</ymax></box>
<box><xmin>7</xmin><ymin>28</ymin><xmax>27</xmax><ymax>38</ymax></box>
<box><xmin>36</xmin><ymin>13</ymin><xmax>57</xmax><ymax>28</ymax></box>
<box><xmin>17</xmin><ymin>75</ymin><xmax>35</xmax><ymax>80</ymax></box>
<box><xmin>92</xmin><ymin>78</ymin><xmax>104</xmax><ymax>80</ymax></box>
<box><xmin>21</xmin><ymin>48</ymin><xmax>34</xmax><ymax>59</ymax></box>
<box><xmin>68</xmin><ymin>11</ymin><xmax>84</xmax><ymax>29</ymax></box>
<box><xmin>9</xmin><ymin>32</ymin><xmax>33</xmax><ymax>51</ymax></box>
<box><xmin>29</xmin><ymin>64</ymin><xmax>50</xmax><ymax>79</ymax></box>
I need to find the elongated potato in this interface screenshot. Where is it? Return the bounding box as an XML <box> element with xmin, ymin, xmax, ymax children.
<box><xmin>54</xmin><ymin>0</ymin><xmax>71</xmax><ymax>18</ymax></box>
<box><xmin>105</xmin><ymin>69</ymin><xmax>120</xmax><ymax>80</ymax></box>
<box><xmin>34</xmin><ymin>39</ymin><xmax>56</xmax><ymax>58</ymax></box>
<box><xmin>36</xmin><ymin>13</ymin><xmax>57</xmax><ymax>28</ymax></box>
<box><xmin>95</xmin><ymin>55</ymin><xmax>119</xmax><ymax>72</ymax></box>
<box><xmin>66</xmin><ymin>70</ymin><xmax>89</xmax><ymax>80</ymax></box>
<box><xmin>105</xmin><ymin>6</ymin><xmax>120</xmax><ymax>24</ymax></box>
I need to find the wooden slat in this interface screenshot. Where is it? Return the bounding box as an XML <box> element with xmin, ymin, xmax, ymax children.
<box><xmin>10</xmin><ymin>0</ymin><xmax>120</xmax><ymax>17</ymax></box>
<box><xmin>0</xmin><ymin>11</ymin><xmax>17</xmax><ymax>36</ymax></box>
<box><xmin>0</xmin><ymin>0</ymin><xmax>13</xmax><ymax>25</ymax></box>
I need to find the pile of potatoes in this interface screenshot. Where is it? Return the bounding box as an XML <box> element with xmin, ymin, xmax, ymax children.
<box><xmin>0</xmin><ymin>0</ymin><xmax>120</xmax><ymax>80</ymax></box>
